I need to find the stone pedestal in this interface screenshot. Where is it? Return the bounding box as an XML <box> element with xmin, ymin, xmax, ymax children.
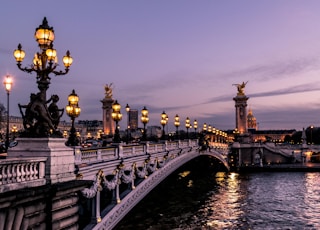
<box><xmin>7</xmin><ymin>138</ymin><xmax>75</xmax><ymax>184</ymax></box>
<box><xmin>101</xmin><ymin>97</ymin><xmax>115</xmax><ymax>136</ymax></box>
<box><xmin>233</xmin><ymin>94</ymin><xmax>249</xmax><ymax>134</ymax></box>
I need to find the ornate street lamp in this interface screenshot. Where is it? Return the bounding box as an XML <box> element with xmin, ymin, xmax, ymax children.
<box><xmin>212</xmin><ymin>127</ymin><xmax>216</xmax><ymax>142</ymax></box>
<box><xmin>160</xmin><ymin>111</ymin><xmax>167</xmax><ymax>140</ymax></box>
<box><xmin>125</xmin><ymin>104</ymin><xmax>130</xmax><ymax>143</ymax></box>
<box><xmin>13</xmin><ymin>17</ymin><xmax>73</xmax><ymax>137</ymax></box>
<box><xmin>66</xmin><ymin>90</ymin><xmax>81</xmax><ymax>146</ymax></box>
<box><xmin>166</xmin><ymin>114</ymin><xmax>169</xmax><ymax>135</ymax></box>
<box><xmin>203</xmin><ymin>123</ymin><xmax>207</xmax><ymax>132</ymax></box>
<box><xmin>185</xmin><ymin>117</ymin><xmax>190</xmax><ymax>139</ymax></box>
<box><xmin>11</xmin><ymin>125</ymin><xmax>18</xmax><ymax>140</ymax></box>
<box><xmin>112</xmin><ymin>100</ymin><xmax>122</xmax><ymax>143</ymax></box>
<box><xmin>193</xmin><ymin>119</ymin><xmax>198</xmax><ymax>133</ymax></box>
<box><xmin>3</xmin><ymin>75</ymin><xmax>12</xmax><ymax>151</ymax></box>
<box><xmin>174</xmin><ymin>114</ymin><xmax>180</xmax><ymax>139</ymax></box>
<box><xmin>141</xmin><ymin>106</ymin><xmax>149</xmax><ymax>141</ymax></box>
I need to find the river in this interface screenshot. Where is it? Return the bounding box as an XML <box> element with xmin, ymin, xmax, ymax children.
<box><xmin>114</xmin><ymin>157</ymin><xmax>320</xmax><ymax>229</ymax></box>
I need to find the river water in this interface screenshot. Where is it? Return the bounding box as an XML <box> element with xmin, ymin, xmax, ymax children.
<box><xmin>114</xmin><ymin>157</ymin><xmax>320</xmax><ymax>229</ymax></box>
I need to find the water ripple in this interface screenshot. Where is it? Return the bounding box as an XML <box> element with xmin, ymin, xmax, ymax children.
<box><xmin>116</xmin><ymin>165</ymin><xmax>320</xmax><ymax>230</ymax></box>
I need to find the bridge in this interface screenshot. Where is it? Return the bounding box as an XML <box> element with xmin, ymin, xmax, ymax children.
<box><xmin>0</xmin><ymin>138</ymin><xmax>229</xmax><ymax>230</ymax></box>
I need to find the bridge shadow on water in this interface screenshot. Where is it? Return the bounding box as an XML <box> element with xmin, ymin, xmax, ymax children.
<box><xmin>113</xmin><ymin>155</ymin><xmax>228</xmax><ymax>229</ymax></box>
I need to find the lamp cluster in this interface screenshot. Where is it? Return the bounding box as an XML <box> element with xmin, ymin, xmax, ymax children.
<box><xmin>66</xmin><ymin>90</ymin><xmax>81</xmax><ymax>146</ymax></box>
<box><xmin>112</xmin><ymin>100</ymin><xmax>122</xmax><ymax>143</ymax></box>
<box><xmin>3</xmin><ymin>75</ymin><xmax>13</xmax><ymax>150</ymax></box>
<box><xmin>203</xmin><ymin>123</ymin><xmax>229</xmax><ymax>143</ymax></box>
<box><xmin>141</xmin><ymin>106</ymin><xmax>149</xmax><ymax>141</ymax></box>
<box><xmin>125</xmin><ymin>104</ymin><xmax>131</xmax><ymax>143</ymax></box>
<box><xmin>13</xmin><ymin>17</ymin><xmax>73</xmax><ymax>138</ymax></box>
<box><xmin>66</xmin><ymin>90</ymin><xmax>81</xmax><ymax>119</ymax></box>
<box><xmin>112</xmin><ymin>100</ymin><xmax>122</xmax><ymax>122</ymax></box>
<box><xmin>13</xmin><ymin>17</ymin><xmax>73</xmax><ymax>77</ymax></box>
<box><xmin>3</xmin><ymin>76</ymin><xmax>12</xmax><ymax>93</ymax></box>
<box><xmin>160</xmin><ymin>111</ymin><xmax>168</xmax><ymax>139</ymax></box>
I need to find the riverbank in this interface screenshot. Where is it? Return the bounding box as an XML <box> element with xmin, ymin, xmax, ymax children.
<box><xmin>238</xmin><ymin>163</ymin><xmax>320</xmax><ymax>172</ymax></box>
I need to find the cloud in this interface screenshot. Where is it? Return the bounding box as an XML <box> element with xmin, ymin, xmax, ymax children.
<box><xmin>250</xmin><ymin>82</ymin><xmax>320</xmax><ymax>98</ymax></box>
<box><xmin>252</xmin><ymin>106</ymin><xmax>320</xmax><ymax>130</ymax></box>
<box><xmin>203</xmin><ymin>82</ymin><xmax>320</xmax><ymax>105</ymax></box>
<box><xmin>188</xmin><ymin>105</ymin><xmax>320</xmax><ymax>131</ymax></box>
<box><xmin>221</xmin><ymin>56</ymin><xmax>320</xmax><ymax>82</ymax></box>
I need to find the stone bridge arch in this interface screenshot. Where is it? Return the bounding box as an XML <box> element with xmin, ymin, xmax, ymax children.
<box><xmin>86</xmin><ymin>148</ymin><xmax>229</xmax><ymax>230</ymax></box>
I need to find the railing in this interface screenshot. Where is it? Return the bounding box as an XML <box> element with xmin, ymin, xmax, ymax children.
<box><xmin>0</xmin><ymin>157</ymin><xmax>47</xmax><ymax>193</ymax></box>
<box><xmin>76</xmin><ymin>140</ymin><xmax>199</xmax><ymax>165</ymax></box>
<box><xmin>0</xmin><ymin>139</ymin><xmax>225</xmax><ymax>193</ymax></box>
<box><xmin>80</xmin><ymin>140</ymin><xmax>200</xmax><ymax>229</ymax></box>
<box><xmin>147</xmin><ymin>143</ymin><xmax>166</xmax><ymax>153</ymax></box>
<box><xmin>79</xmin><ymin>139</ymin><xmax>230</xmax><ymax>229</ymax></box>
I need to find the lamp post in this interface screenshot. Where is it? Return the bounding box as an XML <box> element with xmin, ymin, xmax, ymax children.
<box><xmin>11</xmin><ymin>125</ymin><xmax>18</xmax><ymax>140</ymax></box>
<box><xmin>3</xmin><ymin>75</ymin><xmax>12</xmax><ymax>151</ymax></box>
<box><xmin>310</xmin><ymin>125</ymin><xmax>313</xmax><ymax>145</ymax></box>
<box><xmin>160</xmin><ymin>111</ymin><xmax>167</xmax><ymax>140</ymax></box>
<box><xmin>166</xmin><ymin>114</ymin><xmax>169</xmax><ymax>136</ymax></box>
<box><xmin>141</xmin><ymin>106</ymin><xmax>149</xmax><ymax>141</ymax></box>
<box><xmin>174</xmin><ymin>114</ymin><xmax>180</xmax><ymax>139</ymax></box>
<box><xmin>212</xmin><ymin>127</ymin><xmax>216</xmax><ymax>142</ymax></box>
<box><xmin>185</xmin><ymin>117</ymin><xmax>190</xmax><ymax>139</ymax></box>
<box><xmin>66</xmin><ymin>89</ymin><xmax>81</xmax><ymax>146</ymax></box>
<box><xmin>125</xmin><ymin>104</ymin><xmax>130</xmax><ymax>143</ymax></box>
<box><xmin>233</xmin><ymin>128</ymin><xmax>240</xmax><ymax>142</ymax></box>
<box><xmin>193</xmin><ymin>119</ymin><xmax>198</xmax><ymax>138</ymax></box>
<box><xmin>112</xmin><ymin>100</ymin><xmax>122</xmax><ymax>143</ymax></box>
<box><xmin>203</xmin><ymin>123</ymin><xmax>207</xmax><ymax>132</ymax></box>
<box><xmin>13</xmin><ymin>17</ymin><xmax>73</xmax><ymax>137</ymax></box>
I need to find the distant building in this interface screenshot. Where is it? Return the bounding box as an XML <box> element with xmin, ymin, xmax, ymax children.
<box><xmin>78</xmin><ymin>120</ymin><xmax>103</xmax><ymax>139</ymax></box>
<box><xmin>128</xmin><ymin>110</ymin><xmax>138</xmax><ymax>130</ymax></box>
<box><xmin>247</xmin><ymin>108</ymin><xmax>257</xmax><ymax>130</ymax></box>
<box><xmin>250</xmin><ymin>129</ymin><xmax>296</xmax><ymax>143</ymax></box>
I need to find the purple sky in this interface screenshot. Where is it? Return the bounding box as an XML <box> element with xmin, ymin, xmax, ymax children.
<box><xmin>1</xmin><ymin>1</ymin><xmax>320</xmax><ymax>131</ymax></box>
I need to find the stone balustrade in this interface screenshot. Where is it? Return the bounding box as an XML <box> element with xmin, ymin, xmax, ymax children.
<box><xmin>76</xmin><ymin>140</ymin><xmax>198</xmax><ymax>166</ymax></box>
<box><xmin>0</xmin><ymin>139</ymin><xmax>220</xmax><ymax>194</ymax></box>
<box><xmin>0</xmin><ymin>157</ymin><xmax>47</xmax><ymax>193</ymax></box>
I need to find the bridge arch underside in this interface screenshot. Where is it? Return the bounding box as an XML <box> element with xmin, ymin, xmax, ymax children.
<box><xmin>90</xmin><ymin>150</ymin><xmax>228</xmax><ymax>230</ymax></box>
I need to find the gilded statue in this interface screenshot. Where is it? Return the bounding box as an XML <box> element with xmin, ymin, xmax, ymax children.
<box><xmin>104</xmin><ymin>83</ymin><xmax>113</xmax><ymax>98</ymax></box>
<box><xmin>233</xmin><ymin>81</ymin><xmax>248</xmax><ymax>95</ymax></box>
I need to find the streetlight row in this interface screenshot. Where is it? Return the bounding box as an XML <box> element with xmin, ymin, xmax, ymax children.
<box><xmin>1</xmin><ymin>17</ymin><xmax>223</xmax><ymax>147</ymax></box>
<box><xmin>1</xmin><ymin>73</ymin><xmax>201</xmax><ymax>146</ymax></box>
<box><xmin>110</xmin><ymin>101</ymin><xmax>201</xmax><ymax>142</ymax></box>
<box><xmin>202</xmin><ymin>122</ymin><xmax>228</xmax><ymax>142</ymax></box>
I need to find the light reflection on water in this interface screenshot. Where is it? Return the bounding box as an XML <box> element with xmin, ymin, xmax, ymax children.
<box><xmin>199</xmin><ymin>172</ymin><xmax>247</xmax><ymax>229</ymax></box>
<box><xmin>197</xmin><ymin>172</ymin><xmax>320</xmax><ymax>230</ymax></box>
<box><xmin>116</xmin><ymin>167</ymin><xmax>320</xmax><ymax>229</ymax></box>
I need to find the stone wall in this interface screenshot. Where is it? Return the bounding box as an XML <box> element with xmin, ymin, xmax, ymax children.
<box><xmin>0</xmin><ymin>180</ymin><xmax>91</xmax><ymax>230</ymax></box>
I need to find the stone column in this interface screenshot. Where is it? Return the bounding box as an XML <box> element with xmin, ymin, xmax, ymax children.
<box><xmin>233</xmin><ymin>94</ymin><xmax>249</xmax><ymax>134</ymax></box>
<box><xmin>101</xmin><ymin>97</ymin><xmax>114</xmax><ymax>135</ymax></box>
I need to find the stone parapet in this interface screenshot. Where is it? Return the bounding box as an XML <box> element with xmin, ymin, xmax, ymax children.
<box><xmin>7</xmin><ymin>138</ymin><xmax>75</xmax><ymax>184</ymax></box>
<box><xmin>0</xmin><ymin>157</ymin><xmax>46</xmax><ymax>193</ymax></box>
